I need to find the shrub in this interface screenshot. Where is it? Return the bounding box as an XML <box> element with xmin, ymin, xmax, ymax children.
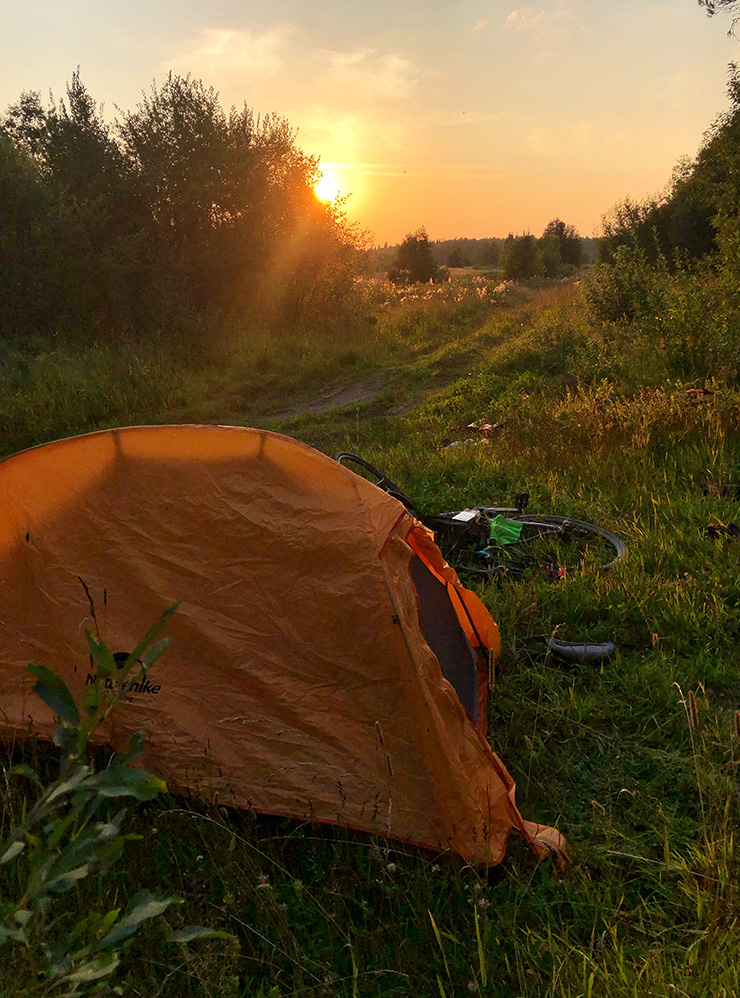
<box><xmin>500</xmin><ymin>234</ymin><xmax>544</xmax><ymax>280</ymax></box>
<box><xmin>585</xmin><ymin>243</ymin><xmax>667</xmax><ymax>324</ymax></box>
<box><xmin>388</xmin><ymin>228</ymin><xmax>439</xmax><ymax>284</ymax></box>
<box><xmin>0</xmin><ymin>604</ymin><xmax>228</xmax><ymax>996</ymax></box>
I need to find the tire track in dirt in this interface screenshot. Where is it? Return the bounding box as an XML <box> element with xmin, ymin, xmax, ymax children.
<box><xmin>268</xmin><ymin>373</ymin><xmax>387</xmax><ymax>420</ymax></box>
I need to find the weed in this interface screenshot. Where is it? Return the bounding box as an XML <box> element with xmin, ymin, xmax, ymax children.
<box><xmin>0</xmin><ymin>606</ymin><xmax>228</xmax><ymax>996</ymax></box>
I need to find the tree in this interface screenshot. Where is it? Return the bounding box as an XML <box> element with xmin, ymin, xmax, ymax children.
<box><xmin>539</xmin><ymin>234</ymin><xmax>561</xmax><ymax>277</ymax></box>
<box><xmin>0</xmin><ymin>132</ymin><xmax>49</xmax><ymax>333</ymax></box>
<box><xmin>500</xmin><ymin>233</ymin><xmax>543</xmax><ymax>280</ymax></box>
<box><xmin>699</xmin><ymin>0</ymin><xmax>740</xmax><ymax>31</ymax></box>
<box><xmin>542</xmin><ymin>218</ymin><xmax>584</xmax><ymax>268</ymax></box>
<box><xmin>2</xmin><ymin>73</ymin><xmax>154</xmax><ymax>332</ymax></box>
<box><xmin>599</xmin><ymin>65</ymin><xmax>740</xmax><ymax>267</ymax></box>
<box><xmin>446</xmin><ymin>246</ymin><xmax>469</xmax><ymax>268</ymax></box>
<box><xmin>388</xmin><ymin>228</ymin><xmax>438</xmax><ymax>284</ymax></box>
<box><xmin>0</xmin><ymin>71</ymin><xmax>364</xmax><ymax>340</ymax></box>
<box><xmin>475</xmin><ymin>240</ymin><xmax>500</xmax><ymax>266</ymax></box>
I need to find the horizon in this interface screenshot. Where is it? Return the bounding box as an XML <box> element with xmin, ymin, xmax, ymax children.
<box><xmin>3</xmin><ymin>0</ymin><xmax>738</xmax><ymax>244</ymax></box>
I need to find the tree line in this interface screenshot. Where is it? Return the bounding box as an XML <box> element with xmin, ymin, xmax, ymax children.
<box><xmin>0</xmin><ymin>72</ymin><xmax>363</xmax><ymax>343</ymax></box>
<box><xmin>383</xmin><ymin>220</ymin><xmax>587</xmax><ymax>284</ymax></box>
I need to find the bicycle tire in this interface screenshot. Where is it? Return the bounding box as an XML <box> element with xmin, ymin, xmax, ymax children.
<box><xmin>333</xmin><ymin>452</ymin><xmax>419</xmax><ymax>514</ymax></box>
<box><xmin>477</xmin><ymin>511</ymin><xmax>627</xmax><ymax>570</ymax></box>
<box><xmin>334</xmin><ymin>451</ymin><xmax>627</xmax><ymax>573</ymax></box>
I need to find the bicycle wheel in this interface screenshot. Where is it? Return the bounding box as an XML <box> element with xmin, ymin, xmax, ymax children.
<box><xmin>333</xmin><ymin>452</ymin><xmax>419</xmax><ymax>514</ymax></box>
<box><xmin>478</xmin><ymin>511</ymin><xmax>627</xmax><ymax>573</ymax></box>
<box><xmin>443</xmin><ymin>510</ymin><xmax>626</xmax><ymax>580</ymax></box>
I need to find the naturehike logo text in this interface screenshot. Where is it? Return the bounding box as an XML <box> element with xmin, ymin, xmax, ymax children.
<box><xmin>85</xmin><ymin>673</ymin><xmax>161</xmax><ymax>695</ymax></box>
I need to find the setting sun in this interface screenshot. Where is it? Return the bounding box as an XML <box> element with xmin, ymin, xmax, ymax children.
<box><xmin>314</xmin><ymin>172</ymin><xmax>341</xmax><ymax>202</ymax></box>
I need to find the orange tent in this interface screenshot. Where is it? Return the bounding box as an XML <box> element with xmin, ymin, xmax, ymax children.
<box><xmin>0</xmin><ymin>425</ymin><xmax>566</xmax><ymax>867</ymax></box>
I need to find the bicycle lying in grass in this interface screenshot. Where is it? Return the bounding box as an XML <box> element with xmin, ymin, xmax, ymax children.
<box><xmin>334</xmin><ymin>453</ymin><xmax>626</xmax><ymax>581</ymax></box>
<box><xmin>335</xmin><ymin>453</ymin><xmax>627</xmax><ymax>663</ymax></box>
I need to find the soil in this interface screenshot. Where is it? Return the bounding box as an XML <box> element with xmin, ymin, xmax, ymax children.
<box><xmin>268</xmin><ymin>373</ymin><xmax>387</xmax><ymax>420</ymax></box>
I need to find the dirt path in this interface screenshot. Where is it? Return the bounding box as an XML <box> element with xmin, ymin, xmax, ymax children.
<box><xmin>268</xmin><ymin>373</ymin><xmax>387</xmax><ymax>420</ymax></box>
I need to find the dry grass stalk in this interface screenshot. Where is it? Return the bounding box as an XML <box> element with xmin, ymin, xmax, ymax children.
<box><xmin>688</xmin><ymin>689</ymin><xmax>699</xmax><ymax>731</ymax></box>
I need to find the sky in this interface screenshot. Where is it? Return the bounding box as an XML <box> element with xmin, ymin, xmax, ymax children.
<box><xmin>2</xmin><ymin>0</ymin><xmax>738</xmax><ymax>245</ymax></box>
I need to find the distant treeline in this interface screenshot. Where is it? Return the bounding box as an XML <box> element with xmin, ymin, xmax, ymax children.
<box><xmin>433</xmin><ymin>234</ymin><xmax>597</xmax><ymax>270</ymax></box>
<box><xmin>0</xmin><ymin>72</ymin><xmax>363</xmax><ymax>343</ymax></box>
<box><xmin>366</xmin><ymin>232</ymin><xmax>597</xmax><ymax>279</ymax></box>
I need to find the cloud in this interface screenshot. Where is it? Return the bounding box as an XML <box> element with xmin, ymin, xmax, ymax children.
<box><xmin>321</xmin><ymin>48</ymin><xmax>418</xmax><ymax>101</ymax></box>
<box><xmin>506</xmin><ymin>1</ymin><xmax>572</xmax><ymax>36</ymax></box>
<box><xmin>301</xmin><ymin>104</ymin><xmax>410</xmax><ymax>161</ymax></box>
<box><xmin>165</xmin><ymin>27</ymin><xmax>292</xmax><ymax>82</ymax></box>
<box><xmin>507</xmin><ymin>7</ymin><xmax>546</xmax><ymax>29</ymax></box>
<box><xmin>472</xmin><ymin>19</ymin><xmax>488</xmax><ymax>33</ymax></box>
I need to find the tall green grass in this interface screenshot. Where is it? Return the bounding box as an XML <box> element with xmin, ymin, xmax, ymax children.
<box><xmin>2</xmin><ymin>273</ymin><xmax>740</xmax><ymax>995</ymax></box>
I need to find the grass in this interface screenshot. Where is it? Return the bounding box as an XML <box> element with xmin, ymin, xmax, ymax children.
<box><xmin>2</xmin><ymin>273</ymin><xmax>740</xmax><ymax>996</ymax></box>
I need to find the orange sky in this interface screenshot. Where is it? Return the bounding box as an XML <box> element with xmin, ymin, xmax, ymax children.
<box><xmin>2</xmin><ymin>0</ymin><xmax>738</xmax><ymax>244</ymax></box>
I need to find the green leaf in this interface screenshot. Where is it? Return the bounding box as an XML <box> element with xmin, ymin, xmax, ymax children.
<box><xmin>65</xmin><ymin>952</ymin><xmax>120</xmax><ymax>982</ymax></box>
<box><xmin>0</xmin><ymin>840</ymin><xmax>25</xmax><ymax>864</ymax></box>
<box><xmin>28</xmin><ymin>664</ymin><xmax>80</xmax><ymax>726</ymax></box>
<box><xmin>166</xmin><ymin>926</ymin><xmax>233</xmax><ymax>943</ymax></box>
<box><xmin>44</xmin><ymin>864</ymin><xmax>90</xmax><ymax>895</ymax></box>
<box><xmin>9</xmin><ymin>764</ymin><xmax>43</xmax><ymax>790</ymax></box>
<box><xmin>97</xmin><ymin>907</ymin><xmax>121</xmax><ymax>939</ymax></box>
<box><xmin>89</xmin><ymin>767</ymin><xmax>166</xmax><ymax>801</ymax></box>
<box><xmin>98</xmin><ymin>891</ymin><xmax>173</xmax><ymax>950</ymax></box>
<box><xmin>141</xmin><ymin>637</ymin><xmax>170</xmax><ymax>671</ymax></box>
<box><xmin>124</xmin><ymin>602</ymin><xmax>180</xmax><ymax>673</ymax></box>
<box><xmin>85</xmin><ymin>631</ymin><xmax>116</xmax><ymax>678</ymax></box>
<box><xmin>94</xmin><ymin>808</ymin><xmax>126</xmax><ymax>842</ymax></box>
<box><xmin>52</xmin><ymin>726</ymin><xmax>78</xmax><ymax>757</ymax></box>
<box><xmin>82</xmin><ymin>680</ymin><xmax>102</xmax><ymax>718</ymax></box>
<box><xmin>46</xmin><ymin>765</ymin><xmax>90</xmax><ymax>804</ymax></box>
<box><xmin>119</xmin><ymin>730</ymin><xmax>145</xmax><ymax>764</ymax></box>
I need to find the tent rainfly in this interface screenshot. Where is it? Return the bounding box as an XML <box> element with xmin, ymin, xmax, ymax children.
<box><xmin>0</xmin><ymin>425</ymin><xmax>567</xmax><ymax>867</ymax></box>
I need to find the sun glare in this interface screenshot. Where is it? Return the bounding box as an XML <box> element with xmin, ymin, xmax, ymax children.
<box><xmin>314</xmin><ymin>172</ymin><xmax>342</xmax><ymax>202</ymax></box>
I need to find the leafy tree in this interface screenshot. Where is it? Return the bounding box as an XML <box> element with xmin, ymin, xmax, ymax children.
<box><xmin>542</xmin><ymin>218</ymin><xmax>584</xmax><ymax>268</ymax></box>
<box><xmin>539</xmin><ymin>234</ymin><xmax>561</xmax><ymax>278</ymax></box>
<box><xmin>0</xmin><ymin>133</ymin><xmax>48</xmax><ymax>333</ymax></box>
<box><xmin>446</xmin><ymin>246</ymin><xmax>470</xmax><ymax>268</ymax></box>
<box><xmin>500</xmin><ymin>233</ymin><xmax>543</xmax><ymax>280</ymax></box>
<box><xmin>475</xmin><ymin>240</ymin><xmax>500</xmax><ymax>266</ymax></box>
<box><xmin>699</xmin><ymin>0</ymin><xmax>740</xmax><ymax>31</ymax></box>
<box><xmin>388</xmin><ymin>228</ymin><xmax>439</xmax><ymax>284</ymax></box>
<box><xmin>599</xmin><ymin>66</ymin><xmax>740</xmax><ymax>266</ymax></box>
<box><xmin>0</xmin><ymin>71</ymin><xmax>363</xmax><ymax>341</ymax></box>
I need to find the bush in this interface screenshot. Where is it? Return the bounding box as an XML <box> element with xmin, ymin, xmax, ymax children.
<box><xmin>586</xmin><ymin>233</ymin><xmax>740</xmax><ymax>381</ymax></box>
<box><xmin>585</xmin><ymin>243</ymin><xmax>667</xmax><ymax>324</ymax></box>
<box><xmin>388</xmin><ymin>228</ymin><xmax>439</xmax><ymax>284</ymax></box>
<box><xmin>0</xmin><ymin>604</ymin><xmax>228</xmax><ymax>996</ymax></box>
<box><xmin>500</xmin><ymin>234</ymin><xmax>543</xmax><ymax>280</ymax></box>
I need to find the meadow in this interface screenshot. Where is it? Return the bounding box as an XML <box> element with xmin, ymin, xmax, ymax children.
<box><xmin>1</xmin><ymin>265</ymin><xmax>739</xmax><ymax>997</ymax></box>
